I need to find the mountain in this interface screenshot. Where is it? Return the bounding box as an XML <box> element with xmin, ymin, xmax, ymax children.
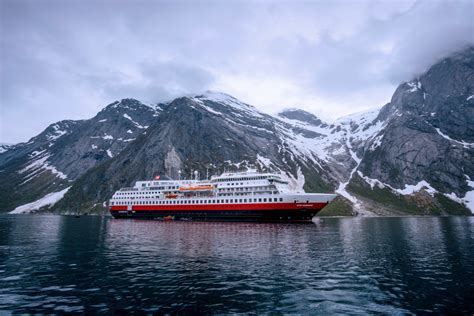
<box><xmin>1</xmin><ymin>47</ymin><xmax>473</xmax><ymax>215</ymax></box>
<box><xmin>0</xmin><ymin>99</ymin><xmax>159</xmax><ymax>212</ymax></box>
<box><xmin>347</xmin><ymin>47</ymin><xmax>474</xmax><ymax>215</ymax></box>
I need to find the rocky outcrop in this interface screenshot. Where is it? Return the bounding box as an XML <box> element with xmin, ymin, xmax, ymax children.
<box><xmin>349</xmin><ymin>47</ymin><xmax>474</xmax><ymax>214</ymax></box>
<box><xmin>0</xmin><ymin>99</ymin><xmax>159</xmax><ymax>212</ymax></box>
<box><xmin>2</xmin><ymin>48</ymin><xmax>473</xmax><ymax>215</ymax></box>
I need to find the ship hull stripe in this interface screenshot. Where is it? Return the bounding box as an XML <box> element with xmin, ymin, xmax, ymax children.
<box><xmin>109</xmin><ymin>203</ymin><xmax>329</xmax><ymax>221</ymax></box>
<box><xmin>110</xmin><ymin>202</ymin><xmax>327</xmax><ymax>212</ymax></box>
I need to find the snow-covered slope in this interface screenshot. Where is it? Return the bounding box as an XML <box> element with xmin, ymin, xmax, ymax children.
<box><xmin>10</xmin><ymin>187</ymin><xmax>71</xmax><ymax>214</ymax></box>
<box><xmin>2</xmin><ymin>48</ymin><xmax>473</xmax><ymax>215</ymax></box>
<box><xmin>0</xmin><ymin>98</ymin><xmax>160</xmax><ymax>213</ymax></box>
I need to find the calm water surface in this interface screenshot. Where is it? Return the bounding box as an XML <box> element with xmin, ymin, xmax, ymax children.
<box><xmin>0</xmin><ymin>215</ymin><xmax>473</xmax><ymax>314</ymax></box>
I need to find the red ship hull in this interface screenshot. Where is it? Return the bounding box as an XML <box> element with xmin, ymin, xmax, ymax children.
<box><xmin>109</xmin><ymin>202</ymin><xmax>329</xmax><ymax>222</ymax></box>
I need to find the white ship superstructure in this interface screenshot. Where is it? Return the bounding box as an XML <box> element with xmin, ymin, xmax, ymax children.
<box><xmin>109</xmin><ymin>170</ymin><xmax>336</xmax><ymax>221</ymax></box>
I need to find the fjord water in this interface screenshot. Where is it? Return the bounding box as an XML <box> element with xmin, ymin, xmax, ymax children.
<box><xmin>0</xmin><ymin>215</ymin><xmax>473</xmax><ymax>314</ymax></box>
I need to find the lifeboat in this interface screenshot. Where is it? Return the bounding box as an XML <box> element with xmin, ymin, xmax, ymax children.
<box><xmin>165</xmin><ymin>193</ymin><xmax>178</xmax><ymax>199</ymax></box>
<box><xmin>179</xmin><ymin>184</ymin><xmax>214</xmax><ymax>191</ymax></box>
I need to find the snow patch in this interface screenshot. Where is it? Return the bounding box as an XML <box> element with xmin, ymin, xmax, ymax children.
<box><xmin>464</xmin><ymin>190</ymin><xmax>474</xmax><ymax>214</ymax></box>
<box><xmin>358</xmin><ymin>171</ymin><xmax>436</xmax><ymax>197</ymax></box>
<box><xmin>467</xmin><ymin>95</ymin><xmax>474</xmax><ymax>101</ymax></box>
<box><xmin>123</xmin><ymin>114</ymin><xmax>146</xmax><ymax>129</ymax></box>
<box><xmin>335</xmin><ymin>145</ymin><xmax>367</xmax><ymax>214</ymax></box>
<box><xmin>9</xmin><ymin>187</ymin><xmax>71</xmax><ymax>214</ymax></box>
<box><xmin>396</xmin><ymin>180</ymin><xmax>436</xmax><ymax>196</ymax></box>
<box><xmin>256</xmin><ymin>154</ymin><xmax>273</xmax><ymax>169</ymax></box>
<box><xmin>195</xmin><ymin>91</ymin><xmax>264</xmax><ymax>118</ymax></box>
<box><xmin>47</xmin><ymin>124</ymin><xmax>67</xmax><ymax>141</ymax></box>
<box><xmin>106</xmin><ymin>149</ymin><xmax>113</xmax><ymax>158</ymax></box>
<box><xmin>0</xmin><ymin>143</ymin><xmax>13</xmax><ymax>153</ymax></box>
<box><xmin>98</xmin><ymin>119</ymin><xmax>107</xmax><ymax>123</ymax></box>
<box><xmin>435</xmin><ymin>128</ymin><xmax>474</xmax><ymax>148</ymax></box>
<box><xmin>91</xmin><ymin>144</ymin><xmax>98</xmax><ymax>149</ymax></box>
<box><xmin>407</xmin><ymin>80</ymin><xmax>421</xmax><ymax>92</ymax></box>
<box><xmin>369</xmin><ymin>134</ymin><xmax>384</xmax><ymax>151</ymax></box>
<box><xmin>278</xmin><ymin>168</ymin><xmax>305</xmax><ymax>193</ymax></box>
<box><xmin>463</xmin><ymin>179</ymin><xmax>474</xmax><ymax>213</ymax></box>
<box><xmin>19</xmin><ymin>153</ymin><xmax>68</xmax><ymax>180</ymax></box>
<box><xmin>102</xmin><ymin>134</ymin><xmax>114</xmax><ymax>140</ymax></box>
<box><xmin>357</xmin><ymin>171</ymin><xmax>386</xmax><ymax>189</ymax></box>
<box><xmin>224</xmin><ymin>160</ymin><xmax>249</xmax><ymax>169</ymax></box>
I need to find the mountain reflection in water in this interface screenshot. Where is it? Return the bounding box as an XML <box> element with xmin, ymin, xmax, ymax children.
<box><xmin>0</xmin><ymin>215</ymin><xmax>473</xmax><ymax>314</ymax></box>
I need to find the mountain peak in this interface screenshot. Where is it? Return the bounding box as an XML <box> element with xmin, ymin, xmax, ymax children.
<box><xmin>195</xmin><ymin>90</ymin><xmax>238</xmax><ymax>102</ymax></box>
<box><xmin>106</xmin><ymin>98</ymin><xmax>146</xmax><ymax>110</ymax></box>
<box><xmin>278</xmin><ymin>108</ymin><xmax>324</xmax><ymax>127</ymax></box>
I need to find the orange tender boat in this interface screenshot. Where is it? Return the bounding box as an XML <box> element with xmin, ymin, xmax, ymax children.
<box><xmin>178</xmin><ymin>184</ymin><xmax>214</xmax><ymax>191</ymax></box>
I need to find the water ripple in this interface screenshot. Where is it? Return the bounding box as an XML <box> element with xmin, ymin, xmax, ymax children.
<box><xmin>0</xmin><ymin>215</ymin><xmax>473</xmax><ymax>313</ymax></box>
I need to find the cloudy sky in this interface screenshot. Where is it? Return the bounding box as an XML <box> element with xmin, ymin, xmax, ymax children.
<box><xmin>1</xmin><ymin>0</ymin><xmax>473</xmax><ymax>143</ymax></box>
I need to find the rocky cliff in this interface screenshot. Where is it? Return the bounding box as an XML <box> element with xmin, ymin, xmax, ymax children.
<box><xmin>1</xmin><ymin>47</ymin><xmax>473</xmax><ymax>215</ymax></box>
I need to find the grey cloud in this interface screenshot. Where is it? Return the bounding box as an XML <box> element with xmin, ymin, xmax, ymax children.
<box><xmin>1</xmin><ymin>0</ymin><xmax>473</xmax><ymax>143</ymax></box>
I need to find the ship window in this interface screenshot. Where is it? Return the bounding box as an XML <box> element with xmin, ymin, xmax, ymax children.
<box><xmin>212</xmin><ymin>200</ymin><xmax>215</xmax><ymax>203</ymax></box>
<box><xmin>274</xmin><ymin>198</ymin><xmax>277</xmax><ymax>202</ymax></box>
<box><xmin>263</xmin><ymin>198</ymin><xmax>267</xmax><ymax>202</ymax></box>
<box><xmin>225</xmin><ymin>199</ymin><xmax>229</xmax><ymax>203</ymax></box>
<box><xmin>244</xmin><ymin>199</ymin><xmax>247</xmax><ymax>202</ymax></box>
<box><xmin>259</xmin><ymin>198</ymin><xmax>262</xmax><ymax>202</ymax></box>
<box><xmin>279</xmin><ymin>198</ymin><xmax>283</xmax><ymax>202</ymax></box>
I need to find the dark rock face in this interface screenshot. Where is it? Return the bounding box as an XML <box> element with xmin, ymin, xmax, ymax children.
<box><xmin>279</xmin><ymin>109</ymin><xmax>326</xmax><ymax>127</ymax></box>
<box><xmin>0</xmin><ymin>99</ymin><xmax>159</xmax><ymax>212</ymax></box>
<box><xmin>56</xmin><ymin>93</ymin><xmax>336</xmax><ymax>213</ymax></box>
<box><xmin>2</xmin><ymin>48</ymin><xmax>473</xmax><ymax>215</ymax></box>
<box><xmin>357</xmin><ymin>48</ymin><xmax>474</xmax><ymax>199</ymax></box>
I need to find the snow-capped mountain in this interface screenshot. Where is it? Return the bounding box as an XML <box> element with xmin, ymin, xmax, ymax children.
<box><xmin>0</xmin><ymin>99</ymin><xmax>160</xmax><ymax>212</ymax></box>
<box><xmin>1</xmin><ymin>47</ymin><xmax>473</xmax><ymax>215</ymax></box>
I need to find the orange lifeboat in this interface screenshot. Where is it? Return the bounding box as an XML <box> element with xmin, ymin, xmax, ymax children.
<box><xmin>165</xmin><ymin>193</ymin><xmax>178</xmax><ymax>199</ymax></box>
<box><xmin>179</xmin><ymin>184</ymin><xmax>214</xmax><ymax>191</ymax></box>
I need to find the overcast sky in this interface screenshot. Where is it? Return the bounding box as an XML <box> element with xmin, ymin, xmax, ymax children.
<box><xmin>1</xmin><ymin>0</ymin><xmax>473</xmax><ymax>143</ymax></box>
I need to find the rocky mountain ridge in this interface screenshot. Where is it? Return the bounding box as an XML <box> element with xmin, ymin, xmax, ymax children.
<box><xmin>1</xmin><ymin>47</ymin><xmax>473</xmax><ymax>215</ymax></box>
<box><xmin>0</xmin><ymin>99</ymin><xmax>159</xmax><ymax>212</ymax></box>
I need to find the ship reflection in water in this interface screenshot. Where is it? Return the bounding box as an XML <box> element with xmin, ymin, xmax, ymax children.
<box><xmin>0</xmin><ymin>215</ymin><xmax>473</xmax><ymax>314</ymax></box>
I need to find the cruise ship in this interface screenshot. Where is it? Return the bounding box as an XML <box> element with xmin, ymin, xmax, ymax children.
<box><xmin>109</xmin><ymin>170</ymin><xmax>337</xmax><ymax>222</ymax></box>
